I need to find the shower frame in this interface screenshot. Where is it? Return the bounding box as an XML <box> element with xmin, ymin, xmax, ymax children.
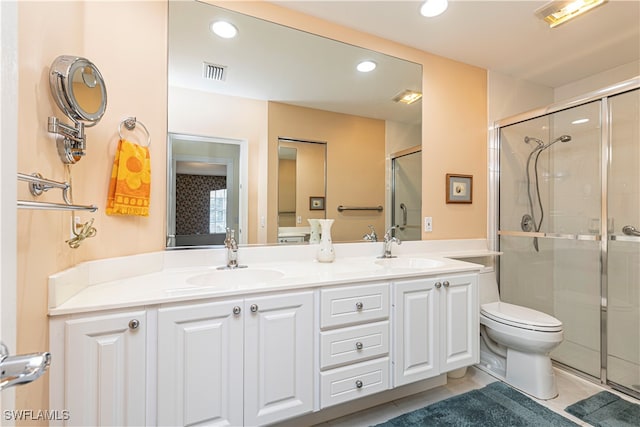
<box><xmin>489</xmin><ymin>76</ymin><xmax>640</xmax><ymax>398</ymax></box>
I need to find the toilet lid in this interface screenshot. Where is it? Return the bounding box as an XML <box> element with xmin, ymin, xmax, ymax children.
<box><xmin>481</xmin><ymin>301</ymin><xmax>563</xmax><ymax>332</ymax></box>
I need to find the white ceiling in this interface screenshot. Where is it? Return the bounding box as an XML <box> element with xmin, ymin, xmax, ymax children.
<box><xmin>272</xmin><ymin>0</ymin><xmax>640</xmax><ymax>88</ymax></box>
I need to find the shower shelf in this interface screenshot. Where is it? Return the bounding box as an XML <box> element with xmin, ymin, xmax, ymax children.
<box><xmin>498</xmin><ymin>230</ymin><xmax>600</xmax><ymax>241</ymax></box>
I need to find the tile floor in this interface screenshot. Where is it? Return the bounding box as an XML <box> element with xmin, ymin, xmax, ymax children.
<box><xmin>316</xmin><ymin>366</ymin><xmax>638</xmax><ymax>426</ymax></box>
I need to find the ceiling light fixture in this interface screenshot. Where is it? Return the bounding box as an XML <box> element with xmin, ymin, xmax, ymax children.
<box><xmin>420</xmin><ymin>0</ymin><xmax>448</xmax><ymax>18</ymax></box>
<box><xmin>393</xmin><ymin>90</ymin><xmax>423</xmax><ymax>105</ymax></box>
<box><xmin>535</xmin><ymin>0</ymin><xmax>608</xmax><ymax>28</ymax></box>
<box><xmin>571</xmin><ymin>118</ymin><xmax>590</xmax><ymax>124</ymax></box>
<box><xmin>357</xmin><ymin>60</ymin><xmax>377</xmax><ymax>73</ymax></box>
<box><xmin>210</xmin><ymin>21</ymin><xmax>238</xmax><ymax>39</ymax></box>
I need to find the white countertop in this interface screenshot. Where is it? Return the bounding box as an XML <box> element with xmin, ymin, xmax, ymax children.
<box><xmin>48</xmin><ymin>239</ymin><xmax>499</xmax><ymax>316</ymax></box>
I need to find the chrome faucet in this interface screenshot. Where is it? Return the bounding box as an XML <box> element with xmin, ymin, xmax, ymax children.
<box><xmin>218</xmin><ymin>228</ymin><xmax>246</xmax><ymax>270</ymax></box>
<box><xmin>363</xmin><ymin>225</ymin><xmax>378</xmax><ymax>242</ymax></box>
<box><xmin>379</xmin><ymin>226</ymin><xmax>401</xmax><ymax>258</ymax></box>
<box><xmin>0</xmin><ymin>342</ymin><xmax>51</xmax><ymax>390</ymax></box>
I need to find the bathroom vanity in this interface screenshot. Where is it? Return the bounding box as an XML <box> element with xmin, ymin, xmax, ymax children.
<box><xmin>48</xmin><ymin>241</ymin><xmax>488</xmax><ymax>426</ymax></box>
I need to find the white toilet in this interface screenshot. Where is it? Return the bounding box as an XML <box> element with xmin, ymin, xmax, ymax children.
<box><xmin>478</xmin><ymin>270</ymin><xmax>564</xmax><ymax>400</ymax></box>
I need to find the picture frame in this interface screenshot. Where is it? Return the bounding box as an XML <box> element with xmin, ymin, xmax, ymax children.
<box><xmin>446</xmin><ymin>174</ymin><xmax>473</xmax><ymax>204</ymax></box>
<box><xmin>309</xmin><ymin>196</ymin><xmax>325</xmax><ymax>210</ymax></box>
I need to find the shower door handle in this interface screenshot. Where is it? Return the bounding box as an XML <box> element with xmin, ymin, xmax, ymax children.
<box><xmin>398</xmin><ymin>203</ymin><xmax>407</xmax><ymax>230</ymax></box>
<box><xmin>622</xmin><ymin>225</ymin><xmax>640</xmax><ymax>236</ymax></box>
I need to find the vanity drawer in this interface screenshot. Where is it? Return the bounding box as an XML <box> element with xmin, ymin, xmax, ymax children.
<box><xmin>320</xmin><ymin>283</ymin><xmax>389</xmax><ymax>328</ymax></box>
<box><xmin>320</xmin><ymin>321</ymin><xmax>389</xmax><ymax>370</ymax></box>
<box><xmin>320</xmin><ymin>357</ymin><xmax>390</xmax><ymax>408</ymax></box>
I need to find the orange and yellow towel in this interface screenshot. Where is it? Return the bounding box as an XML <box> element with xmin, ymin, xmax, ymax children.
<box><xmin>106</xmin><ymin>139</ymin><xmax>150</xmax><ymax>216</ymax></box>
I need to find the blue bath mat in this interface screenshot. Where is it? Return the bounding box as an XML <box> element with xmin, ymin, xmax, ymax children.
<box><xmin>373</xmin><ymin>381</ymin><xmax>577</xmax><ymax>426</ymax></box>
<box><xmin>565</xmin><ymin>390</ymin><xmax>640</xmax><ymax>427</ymax></box>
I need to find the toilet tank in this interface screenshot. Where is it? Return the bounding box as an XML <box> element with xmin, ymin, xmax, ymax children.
<box><xmin>455</xmin><ymin>256</ymin><xmax>500</xmax><ymax>306</ymax></box>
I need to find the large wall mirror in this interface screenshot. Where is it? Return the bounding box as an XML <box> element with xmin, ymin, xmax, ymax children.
<box><xmin>168</xmin><ymin>0</ymin><xmax>422</xmax><ymax>246</ymax></box>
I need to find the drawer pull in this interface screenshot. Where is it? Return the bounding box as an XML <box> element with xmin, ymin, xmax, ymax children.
<box><xmin>355</xmin><ymin>302</ymin><xmax>364</xmax><ymax>310</ymax></box>
<box><xmin>128</xmin><ymin>319</ymin><xmax>140</xmax><ymax>330</ymax></box>
<box><xmin>435</xmin><ymin>281</ymin><xmax>442</xmax><ymax>289</ymax></box>
<box><xmin>250</xmin><ymin>304</ymin><xmax>259</xmax><ymax>313</ymax></box>
<box><xmin>355</xmin><ymin>380</ymin><xmax>363</xmax><ymax>389</ymax></box>
<box><xmin>355</xmin><ymin>341</ymin><xmax>363</xmax><ymax>350</ymax></box>
<box><xmin>443</xmin><ymin>280</ymin><xmax>450</xmax><ymax>287</ymax></box>
<box><xmin>233</xmin><ymin>306</ymin><xmax>241</xmax><ymax>315</ymax></box>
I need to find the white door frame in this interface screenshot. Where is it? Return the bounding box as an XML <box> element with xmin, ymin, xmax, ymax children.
<box><xmin>1</xmin><ymin>0</ymin><xmax>18</xmax><ymax>417</ymax></box>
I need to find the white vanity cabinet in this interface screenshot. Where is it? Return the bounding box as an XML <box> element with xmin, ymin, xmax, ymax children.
<box><xmin>157</xmin><ymin>291</ymin><xmax>314</xmax><ymax>427</ymax></box>
<box><xmin>49</xmin><ymin>310</ymin><xmax>147</xmax><ymax>426</ymax></box>
<box><xmin>393</xmin><ymin>273</ymin><xmax>478</xmax><ymax>387</ymax></box>
<box><xmin>319</xmin><ymin>282</ymin><xmax>391</xmax><ymax>408</ymax></box>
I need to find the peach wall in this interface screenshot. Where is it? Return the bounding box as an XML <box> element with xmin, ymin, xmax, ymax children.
<box><xmin>15</xmin><ymin>0</ymin><xmax>487</xmax><ymax>416</ymax></box>
<box><xmin>16</xmin><ymin>0</ymin><xmax>167</xmax><ymax>417</ymax></box>
<box><xmin>268</xmin><ymin>102</ymin><xmax>387</xmax><ymax>242</ymax></box>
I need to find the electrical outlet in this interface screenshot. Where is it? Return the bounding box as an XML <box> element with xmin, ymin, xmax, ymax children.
<box><xmin>424</xmin><ymin>216</ymin><xmax>433</xmax><ymax>232</ymax></box>
<box><xmin>297</xmin><ymin>216</ymin><xmax>302</xmax><ymax>224</ymax></box>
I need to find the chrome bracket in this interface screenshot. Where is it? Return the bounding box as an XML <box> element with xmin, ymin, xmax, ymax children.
<box><xmin>48</xmin><ymin>117</ymin><xmax>86</xmax><ymax>164</ymax></box>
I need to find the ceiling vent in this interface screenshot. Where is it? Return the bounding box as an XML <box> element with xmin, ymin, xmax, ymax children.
<box><xmin>202</xmin><ymin>62</ymin><xmax>227</xmax><ymax>81</ymax></box>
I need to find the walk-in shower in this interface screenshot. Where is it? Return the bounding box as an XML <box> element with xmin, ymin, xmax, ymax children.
<box><xmin>494</xmin><ymin>77</ymin><xmax>640</xmax><ymax>399</ymax></box>
<box><xmin>390</xmin><ymin>146</ymin><xmax>422</xmax><ymax>241</ymax></box>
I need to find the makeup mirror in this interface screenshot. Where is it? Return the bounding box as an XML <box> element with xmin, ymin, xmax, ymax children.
<box><xmin>48</xmin><ymin>55</ymin><xmax>107</xmax><ymax>163</ymax></box>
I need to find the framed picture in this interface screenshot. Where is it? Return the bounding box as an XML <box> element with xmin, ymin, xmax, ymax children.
<box><xmin>309</xmin><ymin>196</ymin><xmax>325</xmax><ymax>210</ymax></box>
<box><xmin>446</xmin><ymin>174</ymin><xmax>473</xmax><ymax>204</ymax></box>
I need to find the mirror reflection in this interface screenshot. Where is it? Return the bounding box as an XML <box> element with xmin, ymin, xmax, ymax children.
<box><xmin>277</xmin><ymin>139</ymin><xmax>326</xmax><ymax>243</ymax></box>
<box><xmin>168</xmin><ymin>1</ymin><xmax>422</xmax><ymax>246</ymax></box>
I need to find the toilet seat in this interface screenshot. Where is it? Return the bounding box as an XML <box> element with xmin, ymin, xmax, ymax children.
<box><xmin>481</xmin><ymin>301</ymin><xmax>562</xmax><ymax>332</ymax></box>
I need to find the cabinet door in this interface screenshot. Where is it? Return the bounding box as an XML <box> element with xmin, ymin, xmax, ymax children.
<box><xmin>157</xmin><ymin>300</ymin><xmax>243</xmax><ymax>427</ymax></box>
<box><xmin>393</xmin><ymin>279</ymin><xmax>439</xmax><ymax>386</ymax></box>
<box><xmin>65</xmin><ymin>310</ymin><xmax>146</xmax><ymax>426</ymax></box>
<box><xmin>440</xmin><ymin>274</ymin><xmax>479</xmax><ymax>372</ymax></box>
<box><xmin>244</xmin><ymin>291</ymin><xmax>314</xmax><ymax>426</ymax></box>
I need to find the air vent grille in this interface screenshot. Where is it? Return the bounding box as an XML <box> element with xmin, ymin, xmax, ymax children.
<box><xmin>203</xmin><ymin>62</ymin><xmax>227</xmax><ymax>81</ymax></box>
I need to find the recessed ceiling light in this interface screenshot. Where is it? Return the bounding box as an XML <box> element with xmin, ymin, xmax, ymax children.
<box><xmin>211</xmin><ymin>21</ymin><xmax>238</xmax><ymax>39</ymax></box>
<box><xmin>393</xmin><ymin>90</ymin><xmax>423</xmax><ymax>105</ymax></box>
<box><xmin>571</xmin><ymin>118</ymin><xmax>590</xmax><ymax>124</ymax></box>
<box><xmin>535</xmin><ymin>0</ymin><xmax>608</xmax><ymax>28</ymax></box>
<box><xmin>357</xmin><ymin>61</ymin><xmax>377</xmax><ymax>73</ymax></box>
<box><xmin>421</xmin><ymin>0</ymin><xmax>448</xmax><ymax>18</ymax></box>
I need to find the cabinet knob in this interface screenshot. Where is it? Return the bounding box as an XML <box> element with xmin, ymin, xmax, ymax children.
<box><xmin>355</xmin><ymin>302</ymin><xmax>364</xmax><ymax>311</ymax></box>
<box><xmin>250</xmin><ymin>304</ymin><xmax>259</xmax><ymax>313</ymax></box>
<box><xmin>356</xmin><ymin>341</ymin><xmax>363</xmax><ymax>350</ymax></box>
<box><xmin>443</xmin><ymin>280</ymin><xmax>450</xmax><ymax>288</ymax></box>
<box><xmin>435</xmin><ymin>281</ymin><xmax>442</xmax><ymax>289</ymax></box>
<box><xmin>233</xmin><ymin>306</ymin><xmax>241</xmax><ymax>315</ymax></box>
<box><xmin>355</xmin><ymin>380</ymin><xmax>363</xmax><ymax>389</ymax></box>
<box><xmin>128</xmin><ymin>319</ymin><xmax>140</xmax><ymax>330</ymax></box>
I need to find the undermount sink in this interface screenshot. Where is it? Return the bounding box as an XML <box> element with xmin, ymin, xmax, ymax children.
<box><xmin>186</xmin><ymin>268</ymin><xmax>285</xmax><ymax>287</ymax></box>
<box><xmin>374</xmin><ymin>257</ymin><xmax>445</xmax><ymax>270</ymax></box>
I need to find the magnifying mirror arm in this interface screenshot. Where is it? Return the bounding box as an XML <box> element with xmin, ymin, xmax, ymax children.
<box><xmin>48</xmin><ymin>117</ymin><xmax>86</xmax><ymax>163</ymax></box>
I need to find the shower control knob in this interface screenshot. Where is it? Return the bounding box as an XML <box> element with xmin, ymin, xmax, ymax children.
<box><xmin>443</xmin><ymin>281</ymin><xmax>450</xmax><ymax>288</ymax></box>
<box><xmin>435</xmin><ymin>281</ymin><xmax>442</xmax><ymax>289</ymax></box>
<box><xmin>233</xmin><ymin>306</ymin><xmax>241</xmax><ymax>315</ymax></box>
<box><xmin>128</xmin><ymin>319</ymin><xmax>140</xmax><ymax>330</ymax></box>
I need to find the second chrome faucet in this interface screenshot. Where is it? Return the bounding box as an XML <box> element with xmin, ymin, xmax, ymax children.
<box><xmin>379</xmin><ymin>226</ymin><xmax>401</xmax><ymax>258</ymax></box>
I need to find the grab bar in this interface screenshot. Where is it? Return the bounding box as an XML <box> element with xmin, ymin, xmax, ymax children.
<box><xmin>337</xmin><ymin>205</ymin><xmax>383</xmax><ymax>212</ymax></box>
<box><xmin>399</xmin><ymin>203</ymin><xmax>407</xmax><ymax>230</ymax></box>
<box><xmin>622</xmin><ymin>225</ymin><xmax>640</xmax><ymax>237</ymax></box>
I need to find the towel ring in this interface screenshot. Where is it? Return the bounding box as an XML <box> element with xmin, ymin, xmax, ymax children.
<box><xmin>118</xmin><ymin>117</ymin><xmax>151</xmax><ymax>147</ymax></box>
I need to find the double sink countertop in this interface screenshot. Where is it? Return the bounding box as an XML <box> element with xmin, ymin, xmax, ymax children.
<box><xmin>48</xmin><ymin>239</ymin><xmax>499</xmax><ymax>316</ymax></box>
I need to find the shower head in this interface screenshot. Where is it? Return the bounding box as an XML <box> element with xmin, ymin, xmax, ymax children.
<box><xmin>542</xmin><ymin>134</ymin><xmax>572</xmax><ymax>149</ymax></box>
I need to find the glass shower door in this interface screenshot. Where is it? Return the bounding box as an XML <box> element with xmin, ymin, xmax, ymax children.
<box><xmin>391</xmin><ymin>148</ymin><xmax>422</xmax><ymax>241</ymax></box>
<box><xmin>607</xmin><ymin>88</ymin><xmax>640</xmax><ymax>396</ymax></box>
